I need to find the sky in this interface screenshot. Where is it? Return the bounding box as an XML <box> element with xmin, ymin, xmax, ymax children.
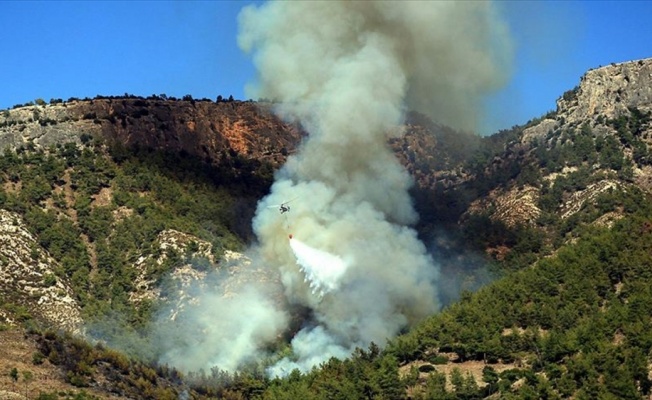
<box><xmin>1</xmin><ymin>1</ymin><xmax>652</xmax><ymax>135</ymax></box>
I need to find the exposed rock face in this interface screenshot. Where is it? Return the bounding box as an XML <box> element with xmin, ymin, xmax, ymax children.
<box><xmin>0</xmin><ymin>99</ymin><xmax>482</xmax><ymax>197</ymax></box>
<box><xmin>521</xmin><ymin>58</ymin><xmax>652</xmax><ymax>151</ymax></box>
<box><xmin>468</xmin><ymin>58</ymin><xmax>652</xmax><ymax>231</ymax></box>
<box><xmin>129</xmin><ymin>228</ymin><xmax>281</xmax><ymax>322</ymax></box>
<box><xmin>467</xmin><ymin>185</ymin><xmax>541</xmax><ymax>228</ymax></box>
<box><xmin>517</xmin><ymin>59</ymin><xmax>652</xmax><ymax>150</ymax></box>
<box><xmin>0</xmin><ymin>99</ymin><xmax>304</xmax><ymax>169</ymax></box>
<box><xmin>0</xmin><ymin>210</ymin><xmax>81</xmax><ymax>331</ymax></box>
<box><xmin>558</xmin><ymin>59</ymin><xmax>652</xmax><ymax>125</ymax></box>
<box><xmin>129</xmin><ymin>229</ymin><xmax>216</xmax><ymax>305</ymax></box>
<box><xmin>0</xmin><ymin>105</ymin><xmax>84</xmax><ymax>149</ymax></box>
<box><xmin>521</xmin><ymin>118</ymin><xmax>556</xmax><ymax>144</ymax></box>
<box><xmin>559</xmin><ymin>180</ymin><xmax>620</xmax><ymax>220</ymax></box>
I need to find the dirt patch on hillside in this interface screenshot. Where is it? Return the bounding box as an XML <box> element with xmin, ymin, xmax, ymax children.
<box><xmin>91</xmin><ymin>187</ymin><xmax>112</xmax><ymax>208</ymax></box>
<box><xmin>2</xmin><ymin>181</ymin><xmax>21</xmax><ymax>194</ymax></box>
<box><xmin>400</xmin><ymin>359</ymin><xmax>517</xmax><ymax>392</ymax></box>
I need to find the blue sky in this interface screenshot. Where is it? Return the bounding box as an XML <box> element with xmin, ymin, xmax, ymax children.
<box><xmin>2</xmin><ymin>1</ymin><xmax>652</xmax><ymax>135</ymax></box>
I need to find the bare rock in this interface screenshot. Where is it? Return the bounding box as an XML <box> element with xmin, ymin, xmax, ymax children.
<box><xmin>0</xmin><ymin>209</ymin><xmax>82</xmax><ymax>332</ymax></box>
<box><xmin>557</xmin><ymin>59</ymin><xmax>652</xmax><ymax>125</ymax></box>
<box><xmin>466</xmin><ymin>185</ymin><xmax>541</xmax><ymax>228</ymax></box>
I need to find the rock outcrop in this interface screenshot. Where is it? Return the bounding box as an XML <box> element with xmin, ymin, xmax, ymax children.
<box><xmin>466</xmin><ymin>185</ymin><xmax>541</xmax><ymax>228</ymax></box>
<box><xmin>558</xmin><ymin>59</ymin><xmax>652</xmax><ymax>125</ymax></box>
<box><xmin>468</xmin><ymin>58</ymin><xmax>652</xmax><ymax>231</ymax></box>
<box><xmin>129</xmin><ymin>229</ymin><xmax>216</xmax><ymax>306</ymax></box>
<box><xmin>129</xmin><ymin>228</ymin><xmax>280</xmax><ymax>322</ymax></box>
<box><xmin>0</xmin><ymin>210</ymin><xmax>81</xmax><ymax>331</ymax></box>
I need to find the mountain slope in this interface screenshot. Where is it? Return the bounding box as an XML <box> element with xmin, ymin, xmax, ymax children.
<box><xmin>1</xmin><ymin>58</ymin><xmax>652</xmax><ymax>398</ymax></box>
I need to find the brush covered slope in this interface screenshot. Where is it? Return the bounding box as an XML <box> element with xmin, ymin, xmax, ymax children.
<box><xmin>0</xmin><ymin>58</ymin><xmax>651</xmax><ymax>398</ymax></box>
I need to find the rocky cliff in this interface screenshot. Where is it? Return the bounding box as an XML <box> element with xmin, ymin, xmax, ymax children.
<box><xmin>559</xmin><ymin>59</ymin><xmax>652</xmax><ymax>124</ymax></box>
<box><xmin>466</xmin><ymin>58</ymin><xmax>652</xmax><ymax>234</ymax></box>
<box><xmin>0</xmin><ymin>98</ymin><xmax>303</xmax><ymax>169</ymax></box>
<box><xmin>0</xmin><ymin>97</ymin><xmax>476</xmax><ymax>193</ymax></box>
<box><xmin>522</xmin><ymin>59</ymin><xmax>652</xmax><ymax>144</ymax></box>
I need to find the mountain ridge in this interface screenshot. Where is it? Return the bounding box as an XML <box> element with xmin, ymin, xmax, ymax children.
<box><xmin>1</xmin><ymin>57</ymin><xmax>652</xmax><ymax>398</ymax></box>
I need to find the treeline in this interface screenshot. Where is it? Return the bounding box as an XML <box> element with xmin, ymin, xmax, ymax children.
<box><xmin>393</xmin><ymin>208</ymin><xmax>652</xmax><ymax>398</ymax></box>
<box><xmin>6</xmin><ymin>93</ymin><xmax>242</xmax><ymax>111</ymax></box>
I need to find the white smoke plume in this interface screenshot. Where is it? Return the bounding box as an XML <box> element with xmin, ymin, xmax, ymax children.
<box><xmin>234</xmin><ymin>0</ymin><xmax>513</xmax><ymax>376</ymax></box>
<box><xmin>143</xmin><ymin>1</ymin><xmax>513</xmax><ymax>376</ymax></box>
<box><xmin>155</xmin><ymin>283</ymin><xmax>288</xmax><ymax>372</ymax></box>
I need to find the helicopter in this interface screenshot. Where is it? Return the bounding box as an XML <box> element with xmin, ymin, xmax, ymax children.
<box><xmin>267</xmin><ymin>197</ymin><xmax>298</xmax><ymax>214</ymax></box>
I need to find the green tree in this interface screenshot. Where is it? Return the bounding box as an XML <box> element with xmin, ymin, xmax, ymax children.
<box><xmin>424</xmin><ymin>371</ymin><xmax>450</xmax><ymax>399</ymax></box>
<box><xmin>482</xmin><ymin>366</ymin><xmax>499</xmax><ymax>385</ymax></box>
<box><xmin>22</xmin><ymin>370</ymin><xmax>33</xmax><ymax>398</ymax></box>
<box><xmin>373</xmin><ymin>355</ymin><xmax>404</xmax><ymax>399</ymax></box>
<box><xmin>9</xmin><ymin>367</ymin><xmax>18</xmax><ymax>390</ymax></box>
<box><xmin>450</xmin><ymin>368</ymin><xmax>465</xmax><ymax>393</ymax></box>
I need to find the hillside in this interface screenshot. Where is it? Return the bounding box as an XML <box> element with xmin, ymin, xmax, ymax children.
<box><xmin>1</xmin><ymin>58</ymin><xmax>652</xmax><ymax>398</ymax></box>
<box><xmin>254</xmin><ymin>59</ymin><xmax>652</xmax><ymax>399</ymax></box>
<box><xmin>0</xmin><ymin>93</ymin><xmax>484</xmax><ymax>397</ymax></box>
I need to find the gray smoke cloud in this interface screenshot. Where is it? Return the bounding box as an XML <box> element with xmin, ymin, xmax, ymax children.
<box><xmin>239</xmin><ymin>1</ymin><xmax>513</xmax><ymax>133</ymax></box>
<box><xmin>155</xmin><ymin>282</ymin><xmax>288</xmax><ymax>372</ymax></box>
<box><xmin>237</xmin><ymin>0</ymin><xmax>513</xmax><ymax>375</ymax></box>
<box><xmin>144</xmin><ymin>0</ymin><xmax>513</xmax><ymax>376</ymax></box>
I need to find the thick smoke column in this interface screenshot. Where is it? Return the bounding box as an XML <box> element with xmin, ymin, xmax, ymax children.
<box><xmin>91</xmin><ymin>2</ymin><xmax>513</xmax><ymax>376</ymax></box>
<box><xmin>237</xmin><ymin>1</ymin><xmax>513</xmax><ymax>374</ymax></box>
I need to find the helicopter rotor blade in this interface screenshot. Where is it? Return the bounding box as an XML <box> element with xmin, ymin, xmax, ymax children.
<box><xmin>283</xmin><ymin>196</ymin><xmax>299</xmax><ymax>205</ymax></box>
